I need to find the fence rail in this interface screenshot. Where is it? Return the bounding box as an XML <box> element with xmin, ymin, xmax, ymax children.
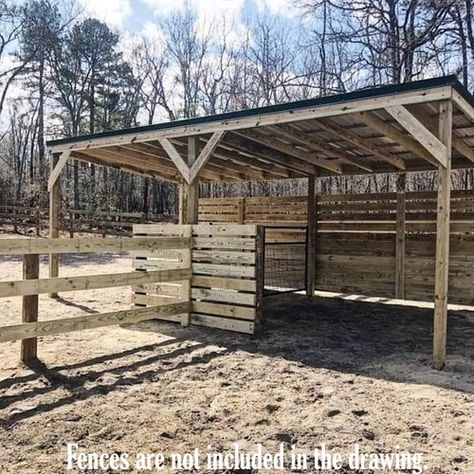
<box><xmin>0</xmin><ymin>235</ymin><xmax>191</xmax><ymax>363</ymax></box>
<box><xmin>0</xmin><ymin>205</ymin><xmax>177</xmax><ymax>237</ymax></box>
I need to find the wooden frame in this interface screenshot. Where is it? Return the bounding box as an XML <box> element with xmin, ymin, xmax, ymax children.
<box><xmin>39</xmin><ymin>76</ymin><xmax>474</xmax><ymax>370</ymax></box>
<box><xmin>0</xmin><ymin>234</ymin><xmax>192</xmax><ymax>362</ymax></box>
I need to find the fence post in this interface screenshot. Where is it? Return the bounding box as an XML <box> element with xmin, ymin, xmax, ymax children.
<box><xmin>395</xmin><ymin>193</ymin><xmax>406</xmax><ymax>299</ymax></box>
<box><xmin>36</xmin><ymin>207</ymin><xmax>41</xmax><ymax>237</ymax></box>
<box><xmin>13</xmin><ymin>207</ymin><xmax>18</xmax><ymax>233</ymax></box>
<box><xmin>21</xmin><ymin>254</ymin><xmax>40</xmax><ymax>364</ymax></box>
<box><xmin>69</xmin><ymin>211</ymin><xmax>74</xmax><ymax>238</ymax></box>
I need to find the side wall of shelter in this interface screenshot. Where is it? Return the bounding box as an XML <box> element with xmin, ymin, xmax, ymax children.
<box><xmin>133</xmin><ymin>224</ymin><xmax>262</xmax><ymax>334</ymax></box>
<box><xmin>199</xmin><ymin>192</ymin><xmax>474</xmax><ymax>306</ymax></box>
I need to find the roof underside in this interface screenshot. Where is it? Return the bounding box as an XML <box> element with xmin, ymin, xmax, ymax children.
<box><xmin>47</xmin><ymin>76</ymin><xmax>474</xmax><ymax>183</ymax></box>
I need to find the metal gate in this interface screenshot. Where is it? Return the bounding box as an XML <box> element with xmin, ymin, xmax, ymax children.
<box><xmin>262</xmin><ymin>226</ymin><xmax>308</xmax><ymax>296</ymax></box>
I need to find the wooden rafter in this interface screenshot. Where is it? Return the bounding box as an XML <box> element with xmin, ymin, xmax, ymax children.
<box><xmin>313</xmin><ymin>119</ymin><xmax>407</xmax><ymax>170</ymax></box>
<box><xmin>223</xmin><ymin>133</ymin><xmax>318</xmax><ymax>176</ymax></box>
<box><xmin>269</xmin><ymin>123</ymin><xmax>374</xmax><ymax>173</ymax></box>
<box><xmin>235</xmin><ymin>129</ymin><xmax>342</xmax><ymax>174</ymax></box>
<box><xmin>385</xmin><ymin>105</ymin><xmax>448</xmax><ymax>168</ymax></box>
<box><xmin>357</xmin><ymin>111</ymin><xmax>439</xmax><ymax>167</ymax></box>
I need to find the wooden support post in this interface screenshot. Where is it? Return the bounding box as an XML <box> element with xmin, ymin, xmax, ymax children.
<box><xmin>178</xmin><ymin>136</ymin><xmax>200</xmax><ymax>225</ymax></box>
<box><xmin>433</xmin><ymin>100</ymin><xmax>453</xmax><ymax>370</ymax></box>
<box><xmin>395</xmin><ymin>192</ymin><xmax>406</xmax><ymax>299</ymax></box>
<box><xmin>21</xmin><ymin>254</ymin><xmax>39</xmax><ymax>364</ymax></box>
<box><xmin>306</xmin><ymin>175</ymin><xmax>316</xmax><ymax>298</ymax></box>
<box><xmin>179</xmin><ymin>136</ymin><xmax>200</xmax><ymax>326</ymax></box>
<box><xmin>49</xmin><ymin>153</ymin><xmax>60</xmax><ymax>298</ymax></box>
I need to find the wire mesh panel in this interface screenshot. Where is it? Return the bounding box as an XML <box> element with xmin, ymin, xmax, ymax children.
<box><xmin>263</xmin><ymin>226</ymin><xmax>307</xmax><ymax>296</ymax></box>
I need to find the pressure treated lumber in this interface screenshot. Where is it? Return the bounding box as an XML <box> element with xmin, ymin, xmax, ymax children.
<box><xmin>395</xmin><ymin>193</ymin><xmax>406</xmax><ymax>299</ymax></box>
<box><xmin>306</xmin><ymin>176</ymin><xmax>316</xmax><ymax>297</ymax></box>
<box><xmin>0</xmin><ymin>236</ymin><xmax>189</xmax><ymax>255</ymax></box>
<box><xmin>433</xmin><ymin>101</ymin><xmax>453</xmax><ymax>370</ymax></box>
<box><xmin>49</xmin><ymin>152</ymin><xmax>60</xmax><ymax>296</ymax></box>
<box><xmin>0</xmin><ymin>268</ymin><xmax>191</xmax><ymax>298</ymax></box>
<box><xmin>385</xmin><ymin>105</ymin><xmax>448</xmax><ymax>167</ymax></box>
<box><xmin>48</xmin><ymin>86</ymin><xmax>451</xmax><ymax>152</ymax></box>
<box><xmin>0</xmin><ymin>303</ymin><xmax>190</xmax><ymax>343</ymax></box>
<box><xmin>21</xmin><ymin>254</ymin><xmax>39</xmax><ymax>363</ymax></box>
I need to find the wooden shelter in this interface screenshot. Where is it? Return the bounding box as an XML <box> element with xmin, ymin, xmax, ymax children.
<box><xmin>47</xmin><ymin>75</ymin><xmax>474</xmax><ymax>369</ymax></box>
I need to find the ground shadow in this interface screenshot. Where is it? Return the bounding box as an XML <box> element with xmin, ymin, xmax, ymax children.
<box><xmin>0</xmin><ymin>339</ymin><xmax>226</xmax><ymax>426</ymax></box>
<box><xmin>1</xmin><ymin>293</ymin><xmax>473</xmax><ymax>426</ymax></box>
<box><xmin>130</xmin><ymin>293</ymin><xmax>474</xmax><ymax>394</ymax></box>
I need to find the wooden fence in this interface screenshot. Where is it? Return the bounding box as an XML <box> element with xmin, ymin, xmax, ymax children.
<box><xmin>0</xmin><ymin>235</ymin><xmax>190</xmax><ymax>363</ymax></box>
<box><xmin>133</xmin><ymin>224</ymin><xmax>263</xmax><ymax>334</ymax></box>
<box><xmin>200</xmin><ymin>191</ymin><xmax>474</xmax><ymax>306</ymax></box>
<box><xmin>0</xmin><ymin>205</ymin><xmax>176</xmax><ymax>237</ymax></box>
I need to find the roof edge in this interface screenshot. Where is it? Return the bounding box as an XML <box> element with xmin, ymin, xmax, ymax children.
<box><xmin>47</xmin><ymin>75</ymin><xmax>468</xmax><ymax>148</ymax></box>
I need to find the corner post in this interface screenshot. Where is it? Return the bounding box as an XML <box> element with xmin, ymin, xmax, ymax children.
<box><xmin>433</xmin><ymin>100</ymin><xmax>453</xmax><ymax>370</ymax></box>
<box><xmin>306</xmin><ymin>175</ymin><xmax>316</xmax><ymax>298</ymax></box>
<box><xmin>49</xmin><ymin>152</ymin><xmax>60</xmax><ymax>297</ymax></box>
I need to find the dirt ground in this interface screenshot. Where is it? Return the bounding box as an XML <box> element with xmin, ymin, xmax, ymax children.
<box><xmin>0</xmin><ymin>234</ymin><xmax>473</xmax><ymax>473</ymax></box>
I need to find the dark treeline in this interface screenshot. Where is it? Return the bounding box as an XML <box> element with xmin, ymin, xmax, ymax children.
<box><xmin>0</xmin><ymin>0</ymin><xmax>473</xmax><ymax>215</ymax></box>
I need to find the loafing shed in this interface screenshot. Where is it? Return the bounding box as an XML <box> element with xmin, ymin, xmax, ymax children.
<box><xmin>39</xmin><ymin>75</ymin><xmax>474</xmax><ymax>369</ymax></box>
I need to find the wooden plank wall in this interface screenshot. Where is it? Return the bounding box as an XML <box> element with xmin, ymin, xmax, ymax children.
<box><xmin>132</xmin><ymin>224</ymin><xmax>191</xmax><ymax>323</ymax></box>
<box><xmin>199</xmin><ymin>196</ymin><xmax>307</xmax><ymax>224</ymax></box>
<box><xmin>199</xmin><ymin>191</ymin><xmax>474</xmax><ymax>305</ymax></box>
<box><xmin>133</xmin><ymin>224</ymin><xmax>261</xmax><ymax>334</ymax></box>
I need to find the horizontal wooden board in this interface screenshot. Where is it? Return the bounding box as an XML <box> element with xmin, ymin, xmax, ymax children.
<box><xmin>192</xmin><ymin>263</ymin><xmax>256</xmax><ymax>278</ymax></box>
<box><xmin>191</xmin><ymin>275</ymin><xmax>256</xmax><ymax>292</ymax></box>
<box><xmin>192</xmin><ymin>249</ymin><xmax>255</xmax><ymax>265</ymax></box>
<box><xmin>0</xmin><ymin>268</ymin><xmax>191</xmax><ymax>298</ymax></box>
<box><xmin>0</xmin><ymin>237</ymin><xmax>190</xmax><ymax>255</ymax></box>
<box><xmin>193</xmin><ymin>224</ymin><xmax>257</xmax><ymax>236</ymax></box>
<box><xmin>190</xmin><ymin>313</ymin><xmax>255</xmax><ymax>334</ymax></box>
<box><xmin>132</xmin><ymin>294</ymin><xmax>182</xmax><ymax>305</ymax></box>
<box><xmin>133</xmin><ymin>224</ymin><xmax>190</xmax><ymax>236</ymax></box>
<box><xmin>0</xmin><ymin>303</ymin><xmax>189</xmax><ymax>342</ymax></box>
<box><xmin>192</xmin><ymin>301</ymin><xmax>255</xmax><ymax>320</ymax></box>
<box><xmin>193</xmin><ymin>237</ymin><xmax>256</xmax><ymax>250</ymax></box>
<box><xmin>192</xmin><ymin>288</ymin><xmax>255</xmax><ymax>305</ymax></box>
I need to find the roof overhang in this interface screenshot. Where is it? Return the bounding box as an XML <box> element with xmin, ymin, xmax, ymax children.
<box><xmin>46</xmin><ymin>75</ymin><xmax>474</xmax><ymax>183</ymax></box>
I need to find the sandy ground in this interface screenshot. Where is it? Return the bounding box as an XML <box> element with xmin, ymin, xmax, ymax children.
<box><xmin>0</xmin><ymin>233</ymin><xmax>473</xmax><ymax>473</ymax></box>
